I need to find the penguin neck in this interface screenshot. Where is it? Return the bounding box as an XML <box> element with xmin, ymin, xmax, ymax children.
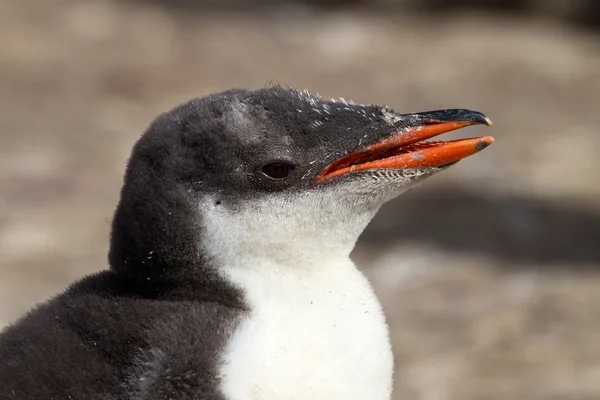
<box><xmin>198</xmin><ymin>192</ymin><xmax>378</xmax><ymax>273</ymax></box>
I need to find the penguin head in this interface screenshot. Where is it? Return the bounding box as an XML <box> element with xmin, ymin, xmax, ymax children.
<box><xmin>109</xmin><ymin>87</ymin><xmax>492</xmax><ymax>282</ymax></box>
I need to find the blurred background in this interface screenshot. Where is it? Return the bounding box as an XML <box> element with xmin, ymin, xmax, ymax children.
<box><xmin>1</xmin><ymin>0</ymin><xmax>600</xmax><ymax>398</ymax></box>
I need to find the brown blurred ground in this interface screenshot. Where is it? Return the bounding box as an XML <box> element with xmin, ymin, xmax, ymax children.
<box><xmin>1</xmin><ymin>0</ymin><xmax>600</xmax><ymax>399</ymax></box>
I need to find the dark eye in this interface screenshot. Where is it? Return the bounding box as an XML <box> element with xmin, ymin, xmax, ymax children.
<box><xmin>262</xmin><ymin>162</ymin><xmax>295</xmax><ymax>180</ymax></box>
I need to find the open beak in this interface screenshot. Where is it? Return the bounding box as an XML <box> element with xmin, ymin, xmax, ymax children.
<box><xmin>317</xmin><ymin>109</ymin><xmax>494</xmax><ymax>182</ymax></box>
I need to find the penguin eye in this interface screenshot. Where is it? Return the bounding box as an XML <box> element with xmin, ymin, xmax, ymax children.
<box><xmin>262</xmin><ymin>162</ymin><xmax>295</xmax><ymax>180</ymax></box>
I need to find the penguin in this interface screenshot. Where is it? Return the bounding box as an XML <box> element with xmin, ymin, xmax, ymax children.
<box><xmin>0</xmin><ymin>86</ymin><xmax>493</xmax><ymax>400</ymax></box>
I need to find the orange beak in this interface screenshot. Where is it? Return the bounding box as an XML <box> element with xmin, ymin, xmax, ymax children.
<box><xmin>317</xmin><ymin>112</ymin><xmax>494</xmax><ymax>182</ymax></box>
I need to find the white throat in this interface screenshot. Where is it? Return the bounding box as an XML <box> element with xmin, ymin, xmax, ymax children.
<box><xmin>199</xmin><ymin>190</ymin><xmax>394</xmax><ymax>400</ymax></box>
<box><xmin>199</xmin><ymin>189</ymin><xmax>378</xmax><ymax>270</ymax></box>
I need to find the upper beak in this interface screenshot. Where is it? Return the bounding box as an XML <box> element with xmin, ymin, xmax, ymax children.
<box><xmin>317</xmin><ymin>109</ymin><xmax>494</xmax><ymax>182</ymax></box>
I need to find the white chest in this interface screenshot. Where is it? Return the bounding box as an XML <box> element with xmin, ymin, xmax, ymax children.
<box><xmin>218</xmin><ymin>261</ymin><xmax>394</xmax><ymax>400</ymax></box>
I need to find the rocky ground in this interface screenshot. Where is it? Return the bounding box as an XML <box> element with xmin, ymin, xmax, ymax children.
<box><xmin>1</xmin><ymin>0</ymin><xmax>599</xmax><ymax>399</ymax></box>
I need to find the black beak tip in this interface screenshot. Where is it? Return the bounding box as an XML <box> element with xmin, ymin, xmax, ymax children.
<box><xmin>456</xmin><ymin>109</ymin><xmax>491</xmax><ymax>124</ymax></box>
<box><xmin>415</xmin><ymin>109</ymin><xmax>493</xmax><ymax>127</ymax></box>
<box><xmin>475</xmin><ymin>139</ymin><xmax>492</xmax><ymax>152</ymax></box>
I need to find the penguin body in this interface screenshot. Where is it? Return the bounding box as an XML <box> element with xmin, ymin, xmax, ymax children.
<box><xmin>0</xmin><ymin>87</ymin><xmax>493</xmax><ymax>399</ymax></box>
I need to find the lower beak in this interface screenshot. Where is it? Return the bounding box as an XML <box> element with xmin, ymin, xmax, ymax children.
<box><xmin>317</xmin><ymin>109</ymin><xmax>494</xmax><ymax>182</ymax></box>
